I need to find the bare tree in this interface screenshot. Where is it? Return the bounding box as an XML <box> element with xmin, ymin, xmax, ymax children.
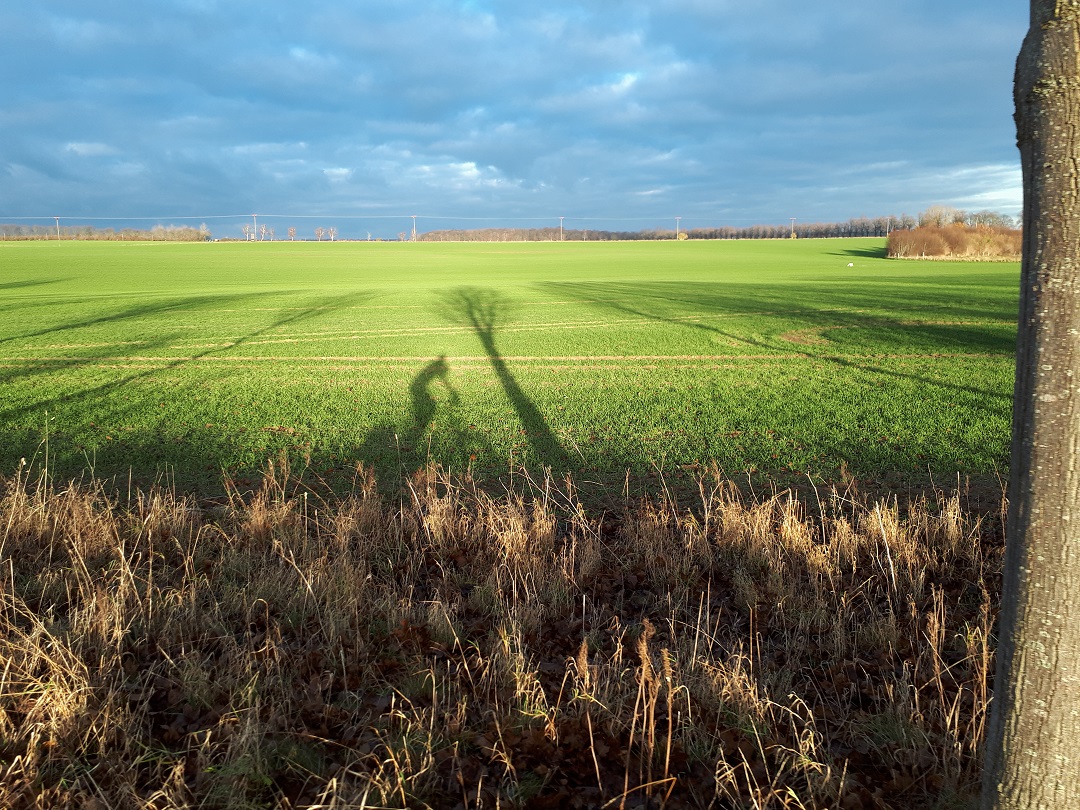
<box><xmin>259</xmin><ymin>223</ymin><xmax>268</xmax><ymax>241</ymax></box>
<box><xmin>918</xmin><ymin>205</ymin><xmax>966</xmax><ymax>228</ymax></box>
<box><xmin>982</xmin><ymin>3</ymin><xmax>1080</xmax><ymax>807</ymax></box>
<box><xmin>327</xmin><ymin>227</ymin><xmax>337</xmax><ymax>242</ymax></box>
<box><xmin>288</xmin><ymin>226</ymin><xmax>296</xmax><ymax>241</ymax></box>
<box><xmin>241</xmin><ymin>224</ymin><xmax>254</xmax><ymax>241</ymax></box>
<box><xmin>315</xmin><ymin>227</ymin><xmax>325</xmax><ymax>242</ymax></box>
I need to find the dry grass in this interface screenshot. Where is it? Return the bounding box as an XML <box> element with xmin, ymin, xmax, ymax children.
<box><xmin>0</xmin><ymin>459</ymin><xmax>1001</xmax><ymax>809</ymax></box>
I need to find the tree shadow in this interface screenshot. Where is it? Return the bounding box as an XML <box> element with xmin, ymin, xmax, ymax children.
<box><xmin>541</xmin><ymin>280</ymin><xmax>1013</xmax><ymax>401</ymax></box>
<box><xmin>0</xmin><ymin>293</ymin><xmax>258</xmax><ymax>347</ymax></box>
<box><xmin>441</xmin><ymin>287</ymin><xmax>568</xmax><ymax>470</ymax></box>
<box><xmin>536</xmin><ymin>279</ymin><xmax>1014</xmax><ymax>481</ymax></box>
<box><xmin>0</xmin><ymin>278</ymin><xmax>68</xmax><ymax>292</ymax></box>
<box><xmin>0</xmin><ymin>290</ymin><xmax>373</xmax><ymax>414</ymax></box>
<box><xmin>0</xmin><ymin>290</ymin><xmax>377</xmax><ymax>487</ymax></box>
<box><xmin>826</xmin><ymin>246</ymin><xmax>889</xmax><ymax>259</ymax></box>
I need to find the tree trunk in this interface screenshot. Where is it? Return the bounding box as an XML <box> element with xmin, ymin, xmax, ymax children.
<box><xmin>983</xmin><ymin>2</ymin><xmax>1080</xmax><ymax>807</ymax></box>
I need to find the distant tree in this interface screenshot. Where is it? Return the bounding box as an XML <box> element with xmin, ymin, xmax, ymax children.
<box><xmin>918</xmin><ymin>205</ymin><xmax>966</xmax><ymax>228</ymax></box>
<box><xmin>327</xmin><ymin>227</ymin><xmax>337</xmax><ymax>242</ymax></box>
<box><xmin>315</xmin><ymin>227</ymin><xmax>325</xmax><ymax>241</ymax></box>
<box><xmin>288</xmin><ymin>226</ymin><xmax>296</xmax><ymax>241</ymax></box>
<box><xmin>259</xmin><ymin>224</ymin><xmax>268</xmax><ymax>241</ymax></box>
<box><xmin>967</xmin><ymin>210</ymin><xmax>1016</xmax><ymax>229</ymax></box>
<box><xmin>241</xmin><ymin>224</ymin><xmax>254</xmax><ymax>241</ymax></box>
<box><xmin>982</xmin><ymin>2</ymin><xmax>1080</xmax><ymax>807</ymax></box>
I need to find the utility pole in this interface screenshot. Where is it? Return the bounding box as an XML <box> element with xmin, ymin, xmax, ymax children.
<box><xmin>675</xmin><ymin>216</ymin><xmax>681</xmax><ymax>239</ymax></box>
<box><xmin>411</xmin><ymin>215</ymin><xmax>417</xmax><ymax>241</ymax></box>
<box><xmin>559</xmin><ymin>216</ymin><xmax>564</xmax><ymax>241</ymax></box>
<box><xmin>790</xmin><ymin>217</ymin><xmax>797</xmax><ymax>238</ymax></box>
<box><xmin>252</xmin><ymin>214</ymin><xmax>257</xmax><ymax>241</ymax></box>
<box><xmin>53</xmin><ymin>216</ymin><xmax>60</xmax><ymax>241</ymax></box>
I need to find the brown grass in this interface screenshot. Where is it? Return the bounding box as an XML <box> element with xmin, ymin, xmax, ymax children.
<box><xmin>0</xmin><ymin>459</ymin><xmax>1001</xmax><ymax>808</ymax></box>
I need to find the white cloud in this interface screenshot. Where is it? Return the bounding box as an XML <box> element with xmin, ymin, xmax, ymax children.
<box><xmin>287</xmin><ymin>46</ymin><xmax>337</xmax><ymax>69</ymax></box>
<box><xmin>65</xmin><ymin>142</ymin><xmax>117</xmax><ymax>157</ymax></box>
<box><xmin>409</xmin><ymin>160</ymin><xmax>516</xmax><ymax>191</ymax></box>
<box><xmin>323</xmin><ymin>167</ymin><xmax>353</xmax><ymax>183</ymax></box>
<box><xmin>228</xmin><ymin>142</ymin><xmax>309</xmax><ymax>156</ymax></box>
<box><xmin>807</xmin><ymin>161</ymin><xmax>1022</xmax><ymax>221</ymax></box>
<box><xmin>940</xmin><ymin>165</ymin><xmax>1023</xmax><ymax>213</ymax></box>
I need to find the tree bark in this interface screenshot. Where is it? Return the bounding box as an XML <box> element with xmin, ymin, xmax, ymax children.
<box><xmin>983</xmin><ymin>2</ymin><xmax>1080</xmax><ymax>807</ymax></box>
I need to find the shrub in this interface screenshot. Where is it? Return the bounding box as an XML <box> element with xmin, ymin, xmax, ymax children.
<box><xmin>888</xmin><ymin>224</ymin><xmax>1020</xmax><ymax>260</ymax></box>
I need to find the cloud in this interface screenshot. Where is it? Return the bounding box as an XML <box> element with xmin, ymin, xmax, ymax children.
<box><xmin>0</xmin><ymin>0</ymin><xmax>1025</xmax><ymax>230</ymax></box>
<box><xmin>65</xmin><ymin>142</ymin><xmax>118</xmax><ymax>157</ymax></box>
<box><xmin>322</xmin><ymin>167</ymin><xmax>353</xmax><ymax>183</ymax></box>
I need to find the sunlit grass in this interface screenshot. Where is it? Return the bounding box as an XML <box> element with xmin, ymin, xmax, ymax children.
<box><xmin>0</xmin><ymin>239</ymin><xmax>1018</xmax><ymax>495</ymax></box>
<box><xmin>0</xmin><ymin>461</ymin><xmax>999</xmax><ymax>808</ymax></box>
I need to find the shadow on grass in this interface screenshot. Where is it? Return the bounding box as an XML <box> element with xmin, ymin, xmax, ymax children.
<box><xmin>826</xmin><ymin>245</ymin><xmax>889</xmax><ymax>259</ymax></box>
<box><xmin>411</xmin><ymin>356</ymin><xmax>459</xmax><ymax>434</ymax></box>
<box><xmin>1</xmin><ymin>274</ymin><xmax>1017</xmax><ymax>499</ymax></box>
<box><xmin>0</xmin><ymin>278</ymin><xmax>69</xmax><ymax>292</ymax></box>
<box><xmin>353</xmin><ymin>355</ymin><xmax>503</xmax><ymax>494</ymax></box>
<box><xmin>538</xmin><ymin>278</ymin><xmax>1014</xmax><ymax>483</ymax></box>
<box><xmin>442</xmin><ymin>287</ymin><xmax>568</xmax><ymax>471</ymax></box>
<box><xmin>353</xmin><ymin>287</ymin><xmax>570</xmax><ymax>496</ymax></box>
<box><xmin>0</xmin><ymin>293</ymin><xmax>261</xmax><ymax>347</ymax></box>
<box><xmin>0</xmin><ymin>290</ymin><xmax>377</xmax><ymax>491</ymax></box>
<box><xmin>0</xmin><ymin>290</ymin><xmax>374</xmax><ymax>411</ymax></box>
<box><xmin>540</xmin><ymin>279</ymin><xmax>1015</xmax><ymax>399</ymax></box>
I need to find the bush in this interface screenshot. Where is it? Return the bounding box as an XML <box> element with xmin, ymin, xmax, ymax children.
<box><xmin>888</xmin><ymin>224</ymin><xmax>1021</xmax><ymax>260</ymax></box>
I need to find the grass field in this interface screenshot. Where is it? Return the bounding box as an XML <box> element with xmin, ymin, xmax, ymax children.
<box><xmin>0</xmin><ymin>238</ymin><xmax>1018</xmax><ymax>496</ymax></box>
<box><xmin>0</xmin><ymin>237</ymin><xmax>1015</xmax><ymax>807</ymax></box>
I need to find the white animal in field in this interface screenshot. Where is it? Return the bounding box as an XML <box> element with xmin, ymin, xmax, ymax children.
<box><xmin>847</xmin><ymin>262</ymin><xmax>854</xmax><ymax>267</ymax></box>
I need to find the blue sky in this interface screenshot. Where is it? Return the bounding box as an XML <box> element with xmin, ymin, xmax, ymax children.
<box><xmin>0</xmin><ymin>1</ymin><xmax>1026</xmax><ymax>238</ymax></box>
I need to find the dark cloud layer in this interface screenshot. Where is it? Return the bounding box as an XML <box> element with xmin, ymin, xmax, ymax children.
<box><xmin>0</xmin><ymin>1</ymin><xmax>1025</xmax><ymax>236</ymax></box>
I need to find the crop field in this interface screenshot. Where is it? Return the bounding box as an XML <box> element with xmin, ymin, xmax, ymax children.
<box><xmin>0</xmin><ymin>238</ymin><xmax>1018</xmax><ymax>807</ymax></box>
<box><xmin>0</xmin><ymin>238</ymin><xmax>1017</xmax><ymax>496</ymax></box>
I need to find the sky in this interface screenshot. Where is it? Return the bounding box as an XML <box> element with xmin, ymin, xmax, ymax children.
<box><xmin>0</xmin><ymin>0</ymin><xmax>1027</xmax><ymax>239</ymax></box>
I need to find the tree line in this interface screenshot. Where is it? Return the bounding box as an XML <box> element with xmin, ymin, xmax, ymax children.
<box><xmin>415</xmin><ymin>210</ymin><xmax>1017</xmax><ymax>242</ymax></box>
<box><xmin>0</xmin><ymin>223</ymin><xmax>212</xmax><ymax>241</ymax></box>
<box><xmin>417</xmin><ymin>217</ymin><xmax>906</xmax><ymax>242</ymax></box>
<box><xmin>1</xmin><ymin>207</ymin><xmax>1019</xmax><ymax>244</ymax></box>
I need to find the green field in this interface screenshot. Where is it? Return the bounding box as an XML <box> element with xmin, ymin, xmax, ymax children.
<box><xmin>0</xmin><ymin>238</ymin><xmax>1018</xmax><ymax>495</ymax></box>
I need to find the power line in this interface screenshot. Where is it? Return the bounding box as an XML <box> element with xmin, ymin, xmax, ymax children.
<box><xmin>0</xmin><ymin>213</ymin><xmax>753</xmax><ymax>222</ymax></box>
<box><xmin>0</xmin><ymin>212</ymin><xmax>908</xmax><ymax>226</ymax></box>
